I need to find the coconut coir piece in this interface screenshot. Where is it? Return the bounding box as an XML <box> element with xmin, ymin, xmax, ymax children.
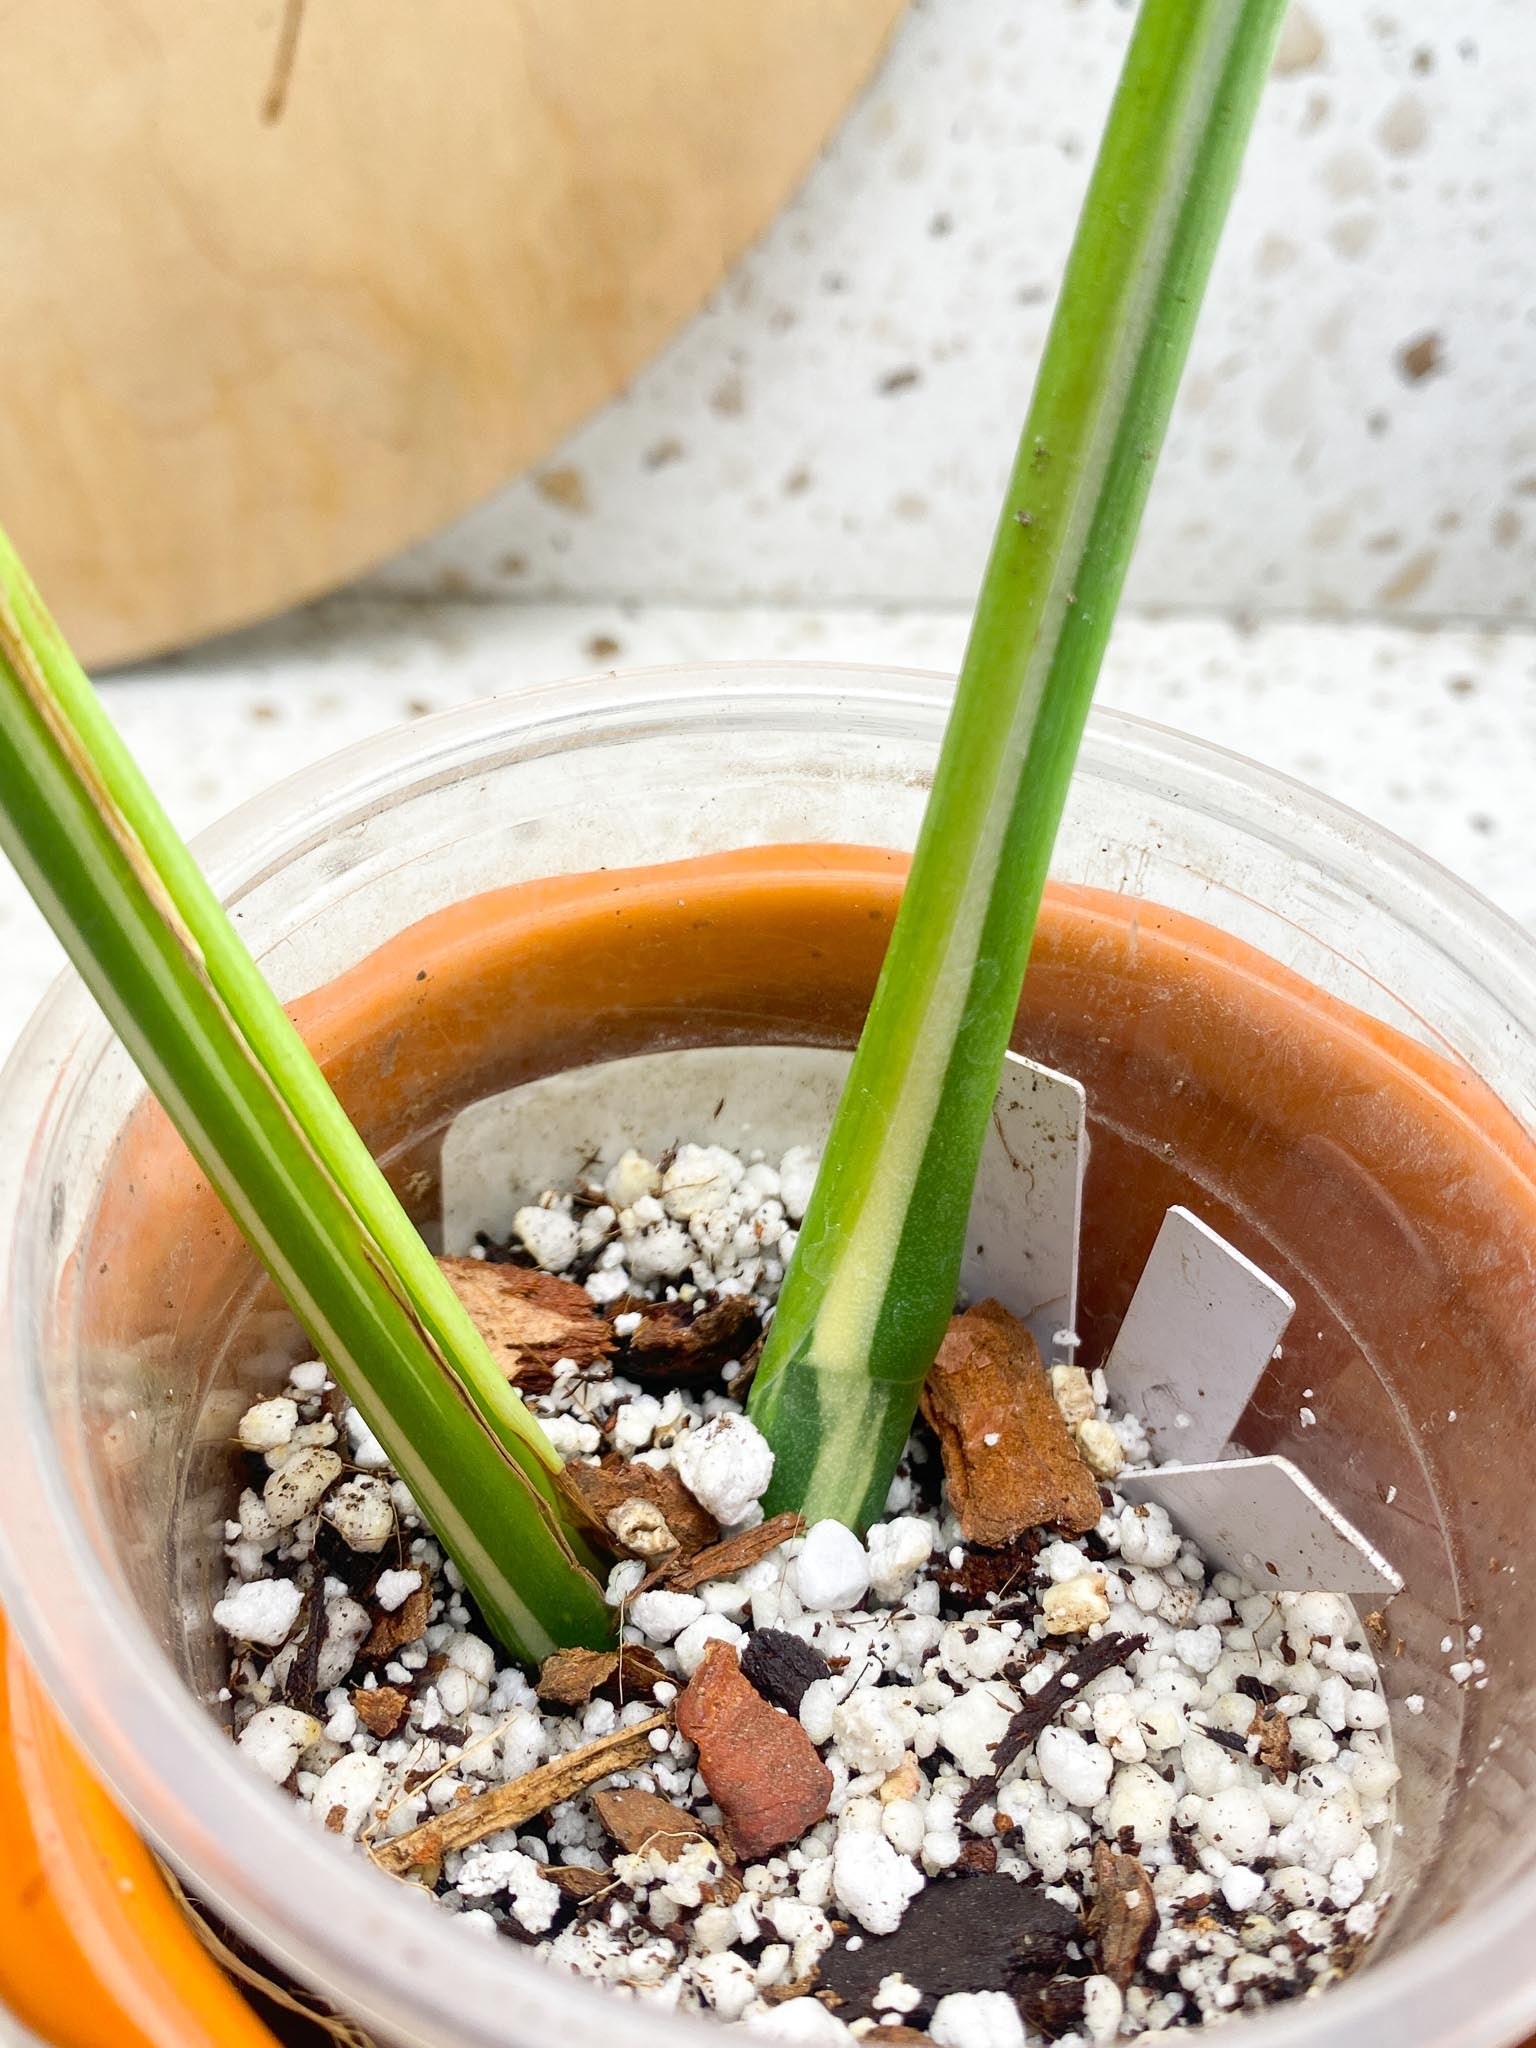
<box><xmin>920</xmin><ymin>1299</ymin><xmax>1101</xmax><ymax>1544</ymax></box>
<box><xmin>1017</xmin><ymin>1977</ymin><xmax>1088</xmax><ymax>2035</ymax></box>
<box><xmin>676</xmin><ymin>1640</ymin><xmax>832</xmax><ymax>1859</ymax></box>
<box><xmin>740</xmin><ymin>1628</ymin><xmax>831</xmax><ymax>1713</ymax></box>
<box><xmin>931</xmin><ymin>1530</ymin><xmax>1042</xmax><ymax>1614</ymax></box>
<box><xmin>959</xmin><ymin>1631</ymin><xmax>1140</xmax><ymax>1822</ymax></box>
<box><xmin>437</xmin><ymin>1255</ymin><xmax>613</xmax><ymax>1390</ymax></box>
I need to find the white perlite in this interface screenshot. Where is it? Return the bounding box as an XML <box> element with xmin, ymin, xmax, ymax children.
<box><xmin>629</xmin><ymin>1589</ymin><xmax>704</xmax><ymax>1643</ymax></box>
<box><xmin>237</xmin><ymin>1396</ymin><xmax>297</xmax><ymax>1453</ymax></box>
<box><xmin>214</xmin><ymin>1135</ymin><xmax>1397</xmax><ymax>2038</ymax></box>
<box><xmin>264</xmin><ymin>1444</ymin><xmax>342</xmax><ymax>1528</ymax></box>
<box><xmin>662</xmin><ymin>1143</ymin><xmax>745</xmax><ymax>1220</ymax></box>
<box><xmin>833</xmin><ymin>1827</ymin><xmax>926</xmax><ymax>1933</ymax></box>
<box><xmin>930</xmin><ymin>1991</ymin><xmax>1026</xmax><ymax>2048</ymax></box>
<box><xmin>672</xmin><ymin>1413</ymin><xmax>775</xmax><ymax>1527</ymax></box>
<box><xmin>213</xmin><ymin>1577</ymin><xmax>303</xmax><ymax>1648</ymax></box>
<box><xmin>374</xmin><ymin>1568</ymin><xmax>422</xmax><ymax>1612</ymax></box>
<box><xmin>795</xmin><ymin>1520</ymin><xmax>872</xmax><ymax>1611</ymax></box>
<box><xmin>237</xmin><ymin>1704</ymin><xmax>320</xmax><ymax>1782</ymax></box>
<box><xmin>512</xmin><ymin>1204</ymin><xmax>581</xmax><ymax>1271</ymax></box>
<box><xmin>322</xmin><ymin>1473</ymin><xmax>395</xmax><ymax>1553</ymax></box>
<box><xmin>1041</xmin><ymin>1573</ymin><xmax>1110</xmax><ymax>1636</ymax></box>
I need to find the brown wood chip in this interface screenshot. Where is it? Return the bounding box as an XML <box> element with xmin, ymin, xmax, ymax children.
<box><xmin>535</xmin><ymin>1643</ymin><xmax>669</xmax><ymax>1708</ymax></box>
<box><xmin>535</xmin><ymin>1647</ymin><xmax>619</xmax><ymax>1707</ymax></box>
<box><xmin>437</xmin><ymin>1256</ymin><xmax>613</xmax><ymax>1390</ymax></box>
<box><xmin>623</xmin><ymin>1295</ymin><xmax>762</xmax><ymax>1386</ymax></box>
<box><xmin>1087</xmin><ymin>1839</ymin><xmax>1158</xmax><ymax>1990</ymax></box>
<box><xmin>609</xmin><ymin>1643</ymin><xmax>670</xmax><ymax>1699</ymax></box>
<box><xmin>594</xmin><ymin>1786</ymin><xmax>711</xmax><ymax>1861</ymax></box>
<box><xmin>566</xmin><ymin>1459</ymin><xmax>721</xmax><ymax>1557</ymax></box>
<box><xmin>862</xmin><ymin>2031</ymin><xmax>935</xmax><ymax>2048</ymax></box>
<box><xmin>591</xmin><ymin>1787</ymin><xmax>742</xmax><ymax>1902</ymax></box>
<box><xmin>546</xmin><ymin>1864</ymin><xmax>612</xmax><ymax>1902</ymax></box>
<box><xmin>1250</xmin><ymin>1702</ymin><xmax>1298</xmax><ymax>1780</ymax></box>
<box><xmin>352</xmin><ymin>1683</ymin><xmax>411</xmax><ymax>1737</ymax></box>
<box><xmin>361</xmin><ymin>1571</ymin><xmax>432</xmax><ymax>1659</ymax></box>
<box><xmin>370</xmin><ymin>1712</ymin><xmax>669</xmax><ymax>1874</ymax></box>
<box><xmin>920</xmin><ymin>1300</ymin><xmax>1102</xmax><ymax>1545</ymax></box>
<box><xmin>658</xmin><ymin>1510</ymin><xmax>805</xmax><ymax>1592</ymax></box>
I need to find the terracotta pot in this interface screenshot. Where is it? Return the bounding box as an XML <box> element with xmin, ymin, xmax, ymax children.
<box><xmin>1</xmin><ymin>669</ymin><xmax>1534</xmax><ymax>2048</ymax></box>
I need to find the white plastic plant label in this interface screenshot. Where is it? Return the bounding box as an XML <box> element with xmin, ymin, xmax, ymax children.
<box><xmin>440</xmin><ymin>1047</ymin><xmax>1399</xmax><ymax>1594</ymax></box>
<box><xmin>439</xmin><ymin>1043</ymin><xmax>1083</xmax><ymax>1360</ymax></box>
<box><xmin>1120</xmin><ymin>1454</ymin><xmax>1404</xmax><ymax>1596</ymax></box>
<box><xmin>1103</xmin><ymin>1204</ymin><xmax>1295</xmax><ymax>1463</ymax></box>
<box><xmin>959</xmin><ymin>1051</ymin><xmax>1085</xmax><ymax>1365</ymax></box>
<box><xmin>440</xmin><ymin>1045</ymin><xmax>851</xmax><ymax>1255</ymax></box>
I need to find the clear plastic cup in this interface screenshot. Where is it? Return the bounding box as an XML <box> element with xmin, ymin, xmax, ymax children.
<box><xmin>0</xmin><ymin>664</ymin><xmax>1534</xmax><ymax>2048</ymax></box>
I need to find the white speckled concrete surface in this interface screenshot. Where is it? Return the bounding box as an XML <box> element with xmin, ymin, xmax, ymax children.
<box><xmin>364</xmin><ymin>0</ymin><xmax>1536</xmax><ymax>625</ymax></box>
<box><xmin>3</xmin><ymin>600</ymin><xmax>1530</xmax><ymax>1061</ymax></box>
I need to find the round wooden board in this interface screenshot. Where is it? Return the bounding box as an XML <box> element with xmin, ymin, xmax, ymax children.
<box><xmin>1</xmin><ymin>1</ymin><xmax>904</xmax><ymax>667</ymax></box>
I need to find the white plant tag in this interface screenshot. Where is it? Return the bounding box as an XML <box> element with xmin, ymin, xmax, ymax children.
<box><xmin>1120</xmin><ymin>1454</ymin><xmax>1403</xmax><ymax>1596</ymax></box>
<box><xmin>440</xmin><ymin>1045</ymin><xmax>851</xmax><ymax>1254</ymax></box>
<box><xmin>961</xmin><ymin>1053</ymin><xmax>1085</xmax><ymax>1364</ymax></box>
<box><xmin>1104</xmin><ymin>1204</ymin><xmax>1294</xmax><ymax>1462</ymax></box>
<box><xmin>440</xmin><ymin>1046</ymin><xmax>1400</xmax><ymax>1596</ymax></box>
<box><xmin>439</xmin><ymin>1043</ymin><xmax>1083</xmax><ymax>1358</ymax></box>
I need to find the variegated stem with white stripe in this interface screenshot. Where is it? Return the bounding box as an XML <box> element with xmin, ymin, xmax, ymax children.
<box><xmin>0</xmin><ymin>534</ymin><xmax>613</xmax><ymax>1664</ymax></box>
<box><xmin>750</xmin><ymin>0</ymin><xmax>1288</xmax><ymax>1530</ymax></box>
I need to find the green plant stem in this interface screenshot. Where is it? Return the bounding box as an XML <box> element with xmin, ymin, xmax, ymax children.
<box><xmin>750</xmin><ymin>0</ymin><xmax>1287</xmax><ymax>1530</ymax></box>
<box><xmin>0</xmin><ymin>536</ymin><xmax>613</xmax><ymax>1664</ymax></box>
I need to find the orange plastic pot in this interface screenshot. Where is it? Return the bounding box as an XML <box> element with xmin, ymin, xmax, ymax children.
<box><xmin>0</xmin><ymin>1613</ymin><xmax>272</xmax><ymax>2048</ymax></box>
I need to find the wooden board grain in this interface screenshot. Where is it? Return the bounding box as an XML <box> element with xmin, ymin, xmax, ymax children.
<box><xmin>0</xmin><ymin>0</ymin><xmax>904</xmax><ymax>665</ymax></box>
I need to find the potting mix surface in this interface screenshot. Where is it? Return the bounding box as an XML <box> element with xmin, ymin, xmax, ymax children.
<box><xmin>215</xmin><ymin>1140</ymin><xmax>1395</xmax><ymax>2047</ymax></box>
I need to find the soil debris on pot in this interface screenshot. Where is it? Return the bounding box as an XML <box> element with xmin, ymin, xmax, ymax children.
<box><xmin>215</xmin><ymin>1137</ymin><xmax>1397</xmax><ymax>2038</ymax></box>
